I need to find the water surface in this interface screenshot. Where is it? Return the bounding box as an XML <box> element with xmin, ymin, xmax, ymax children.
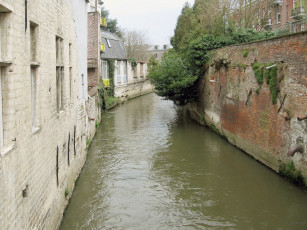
<box><xmin>61</xmin><ymin>93</ymin><xmax>307</xmax><ymax>230</ymax></box>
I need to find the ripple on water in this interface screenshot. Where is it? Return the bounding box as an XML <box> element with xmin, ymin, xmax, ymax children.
<box><xmin>61</xmin><ymin>94</ymin><xmax>307</xmax><ymax>230</ymax></box>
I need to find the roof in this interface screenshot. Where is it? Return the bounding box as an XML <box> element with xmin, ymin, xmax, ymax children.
<box><xmin>100</xmin><ymin>31</ymin><xmax>127</xmax><ymax>60</ymax></box>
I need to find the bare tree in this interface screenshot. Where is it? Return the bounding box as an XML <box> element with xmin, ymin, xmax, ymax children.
<box><xmin>124</xmin><ymin>30</ymin><xmax>150</xmax><ymax>62</ymax></box>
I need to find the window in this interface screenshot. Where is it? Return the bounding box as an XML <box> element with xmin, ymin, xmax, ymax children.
<box><xmin>133</xmin><ymin>63</ymin><xmax>138</xmax><ymax>78</ymax></box>
<box><xmin>31</xmin><ymin>67</ymin><xmax>37</xmax><ymax>127</ymax></box>
<box><xmin>0</xmin><ymin>3</ymin><xmax>12</xmax><ymax>63</ymax></box>
<box><xmin>163</xmin><ymin>45</ymin><xmax>167</xmax><ymax>50</ymax></box>
<box><xmin>277</xmin><ymin>8</ymin><xmax>281</xmax><ymax>24</ymax></box>
<box><xmin>116</xmin><ymin>61</ymin><xmax>121</xmax><ymax>84</ymax></box>
<box><xmin>30</xmin><ymin>22</ymin><xmax>38</xmax><ymax>62</ymax></box>
<box><xmin>123</xmin><ymin>61</ymin><xmax>127</xmax><ymax>83</ymax></box>
<box><xmin>0</xmin><ymin>4</ymin><xmax>12</xmax><ymax>146</ymax></box>
<box><xmin>293</xmin><ymin>0</ymin><xmax>297</xmax><ymax>8</ymax></box>
<box><xmin>268</xmin><ymin>10</ymin><xmax>272</xmax><ymax>25</ymax></box>
<box><xmin>69</xmin><ymin>43</ymin><xmax>72</xmax><ymax>102</ymax></box>
<box><xmin>140</xmin><ymin>63</ymin><xmax>144</xmax><ymax>77</ymax></box>
<box><xmin>56</xmin><ymin>36</ymin><xmax>64</xmax><ymax>113</ymax></box>
<box><xmin>0</xmin><ymin>68</ymin><xmax>3</xmax><ymax>146</ymax></box>
<box><xmin>103</xmin><ymin>61</ymin><xmax>108</xmax><ymax>79</ymax></box>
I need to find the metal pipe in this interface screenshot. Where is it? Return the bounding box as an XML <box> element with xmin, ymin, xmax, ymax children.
<box><xmin>297</xmin><ymin>114</ymin><xmax>307</xmax><ymax>121</ymax></box>
<box><xmin>287</xmin><ymin>145</ymin><xmax>303</xmax><ymax>156</ymax></box>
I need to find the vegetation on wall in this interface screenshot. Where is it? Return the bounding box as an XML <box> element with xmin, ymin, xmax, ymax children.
<box><xmin>279</xmin><ymin>161</ymin><xmax>305</xmax><ymax>187</ymax></box>
<box><xmin>107</xmin><ymin>59</ymin><xmax>115</xmax><ymax>97</ymax></box>
<box><xmin>128</xmin><ymin>58</ymin><xmax>137</xmax><ymax>70</ymax></box>
<box><xmin>147</xmin><ymin>0</ymin><xmax>276</xmax><ymax>105</ymax></box>
<box><xmin>252</xmin><ymin>62</ymin><xmax>279</xmax><ymax>104</ymax></box>
<box><xmin>97</xmin><ymin>59</ymin><xmax>118</xmax><ymax>111</ymax></box>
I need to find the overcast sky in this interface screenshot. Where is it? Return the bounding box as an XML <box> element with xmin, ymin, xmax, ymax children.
<box><xmin>103</xmin><ymin>0</ymin><xmax>195</xmax><ymax>46</ymax></box>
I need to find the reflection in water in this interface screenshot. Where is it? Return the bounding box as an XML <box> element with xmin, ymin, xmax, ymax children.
<box><xmin>61</xmin><ymin>94</ymin><xmax>307</xmax><ymax>230</ymax></box>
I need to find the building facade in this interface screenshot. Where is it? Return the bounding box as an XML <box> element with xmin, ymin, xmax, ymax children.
<box><xmin>147</xmin><ymin>44</ymin><xmax>171</xmax><ymax>61</ymax></box>
<box><xmin>232</xmin><ymin>0</ymin><xmax>306</xmax><ymax>34</ymax></box>
<box><xmin>0</xmin><ymin>0</ymin><xmax>94</xmax><ymax>229</ymax></box>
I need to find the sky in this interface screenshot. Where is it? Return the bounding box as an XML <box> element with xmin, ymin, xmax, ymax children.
<box><xmin>103</xmin><ymin>0</ymin><xmax>195</xmax><ymax>46</ymax></box>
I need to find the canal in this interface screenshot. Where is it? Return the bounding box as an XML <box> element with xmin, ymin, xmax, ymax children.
<box><xmin>61</xmin><ymin>93</ymin><xmax>307</xmax><ymax>229</ymax></box>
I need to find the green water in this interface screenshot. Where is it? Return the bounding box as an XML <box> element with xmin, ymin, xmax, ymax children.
<box><xmin>61</xmin><ymin>93</ymin><xmax>307</xmax><ymax>230</ymax></box>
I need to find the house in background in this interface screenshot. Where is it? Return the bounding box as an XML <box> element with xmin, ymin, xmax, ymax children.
<box><xmin>231</xmin><ymin>0</ymin><xmax>306</xmax><ymax>35</ymax></box>
<box><xmin>100</xmin><ymin>30</ymin><xmax>153</xmax><ymax>98</ymax></box>
<box><xmin>146</xmin><ymin>44</ymin><xmax>171</xmax><ymax>61</ymax></box>
<box><xmin>100</xmin><ymin>30</ymin><xmax>128</xmax><ymax>93</ymax></box>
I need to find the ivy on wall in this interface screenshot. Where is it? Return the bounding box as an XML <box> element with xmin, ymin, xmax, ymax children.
<box><xmin>107</xmin><ymin>59</ymin><xmax>115</xmax><ymax>97</ymax></box>
<box><xmin>252</xmin><ymin>62</ymin><xmax>279</xmax><ymax>104</ymax></box>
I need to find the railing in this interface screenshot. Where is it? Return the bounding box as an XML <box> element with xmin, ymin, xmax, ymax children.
<box><xmin>291</xmin><ymin>7</ymin><xmax>306</xmax><ymax>19</ymax></box>
<box><xmin>273</xmin><ymin>0</ymin><xmax>283</xmax><ymax>6</ymax></box>
<box><xmin>271</xmin><ymin>18</ymin><xmax>307</xmax><ymax>35</ymax></box>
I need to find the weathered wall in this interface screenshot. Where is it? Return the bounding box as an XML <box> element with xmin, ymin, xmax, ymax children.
<box><xmin>115</xmin><ymin>61</ymin><xmax>154</xmax><ymax>99</ymax></box>
<box><xmin>187</xmin><ymin>32</ymin><xmax>307</xmax><ymax>182</ymax></box>
<box><xmin>0</xmin><ymin>1</ymin><xmax>96</xmax><ymax>229</ymax></box>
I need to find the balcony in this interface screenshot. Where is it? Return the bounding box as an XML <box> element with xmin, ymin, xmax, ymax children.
<box><xmin>265</xmin><ymin>18</ymin><xmax>273</xmax><ymax>29</ymax></box>
<box><xmin>272</xmin><ymin>0</ymin><xmax>283</xmax><ymax>6</ymax></box>
<box><xmin>291</xmin><ymin>7</ymin><xmax>306</xmax><ymax>19</ymax></box>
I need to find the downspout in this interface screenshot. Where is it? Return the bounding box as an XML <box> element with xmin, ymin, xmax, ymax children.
<box><xmin>25</xmin><ymin>0</ymin><xmax>28</xmax><ymax>31</ymax></box>
<box><xmin>287</xmin><ymin>145</ymin><xmax>303</xmax><ymax>157</ymax></box>
<box><xmin>297</xmin><ymin>114</ymin><xmax>307</xmax><ymax>121</ymax></box>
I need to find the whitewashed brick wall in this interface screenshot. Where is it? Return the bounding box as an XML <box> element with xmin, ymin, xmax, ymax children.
<box><xmin>0</xmin><ymin>1</ymin><xmax>96</xmax><ymax>229</ymax></box>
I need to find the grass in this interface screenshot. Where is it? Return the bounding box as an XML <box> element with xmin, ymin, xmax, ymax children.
<box><xmin>105</xmin><ymin>96</ymin><xmax>120</xmax><ymax>110</ymax></box>
<box><xmin>243</xmin><ymin>49</ymin><xmax>249</xmax><ymax>58</ymax></box>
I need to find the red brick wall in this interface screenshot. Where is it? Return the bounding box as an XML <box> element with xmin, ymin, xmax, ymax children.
<box><xmin>88</xmin><ymin>12</ymin><xmax>100</xmax><ymax>87</ymax></box>
<box><xmin>189</xmin><ymin>31</ymin><xmax>307</xmax><ymax>177</ymax></box>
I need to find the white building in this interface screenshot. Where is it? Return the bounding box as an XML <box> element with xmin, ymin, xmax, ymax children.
<box><xmin>0</xmin><ymin>1</ymin><xmax>94</xmax><ymax>229</ymax></box>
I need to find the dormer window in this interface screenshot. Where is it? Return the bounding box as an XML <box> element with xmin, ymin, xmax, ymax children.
<box><xmin>106</xmin><ymin>38</ymin><xmax>111</xmax><ymax>48</ymax></box>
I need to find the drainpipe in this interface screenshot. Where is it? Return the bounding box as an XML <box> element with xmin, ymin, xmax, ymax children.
<box><xmin>25</xmin><ymin>0</ymin><xmax>28</xmax><ymax>31</ymax></box>
<box><xmin>287</xmin><ymin>145</ymin><xmax>303</xmax><ymax>157</ymax></box>
<box><xmin>297</xmin><ymin>114</ymin><xmax>307</xmax><ymax>121</ymax></box>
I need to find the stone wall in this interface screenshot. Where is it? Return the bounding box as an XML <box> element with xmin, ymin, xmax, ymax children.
<box><xmin>187</xmin><ymin>32</ymin><xmax>307</xmax><ymax>182</ymax></box>
<box><xmin>0</xmin><ymin>1</ymin><xmax>96</xmax><ymax>229</ymax></box>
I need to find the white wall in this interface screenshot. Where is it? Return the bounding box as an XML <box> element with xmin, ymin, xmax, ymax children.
<box><xmin>72</xmin><ymin>0</ymin><xmax>88</xmax><ymax>100</ymax></box>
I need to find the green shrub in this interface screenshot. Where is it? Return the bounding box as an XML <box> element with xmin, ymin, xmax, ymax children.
<box><xmin>264</xmin><ymin>68</ymin><xmax>271</xmax><ymax>84</ymax></box>
<box><xmin>243</xmin><ymin>49</ymin><xmax>249</xmax><ymax>57</ymax></box>
<box><xmin>252</xmin><ymin>63</ymin><xmax>264</xmax><ymax>85</ymax></box>
<box><xmin>148</xmin><ymin>52</ymin><xmax>198</xmax><ymax>105</ymax></box>
<box><xmin>149</xmin><ymin>28</ymin><xmax>275</xmax><ymax>105</ymax></box>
